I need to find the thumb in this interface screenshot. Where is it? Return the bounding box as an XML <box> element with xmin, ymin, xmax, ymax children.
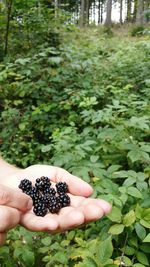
<box><xmin>0</xmin><ymin>185</ymin><xmax>33</xmax><ymax>211</ymax></box>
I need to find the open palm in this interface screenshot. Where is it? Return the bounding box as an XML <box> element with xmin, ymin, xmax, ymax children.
<box><xmin>4</xmin><ymin>165</ymin><xmax>111</xmax><ymax>233</ymax></box>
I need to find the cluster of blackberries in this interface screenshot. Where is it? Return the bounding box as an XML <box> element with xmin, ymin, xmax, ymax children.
<box><xmin>18</xmin><ymin>176</ymin><xmax>70</xmax><ymax>217</ymax></box>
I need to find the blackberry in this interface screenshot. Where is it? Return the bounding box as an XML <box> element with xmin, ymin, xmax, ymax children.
<box><xmin>35</xmin><ymin>176</ymin><xmax>51</xmax><ymax>192</ymax></box>
<box><xmin>47</xmin><ymin>196</ymin><xmax>61</xmax><ymax>213</ymax></box>
<box><xmin>33</xmin><ymin>201</ymin><xmax>47</xmax><ymax>217</ymax></box>
<box><xmin>57</xmin><ymin>193</ymin><xmax>70</xmax><ymax>207</ymax></box>
<box><xmin>43</xmin><ymin>186</ymin><xmax>56</xmax><ymax>195</ymax></box>
<box><xmin>18</xmin><ymin>179</ymin><xmax>32</xmax><ymax>193</ymax></box>
<box><xmin>33</xmin><ymin>193</ymin><xmax>44</xmax><ymax>205</ymax></box>
<box><xmin>18</xmin><ymin>177</ymin><xmax>70</xmax><ymax>216</ymax></box>
<box><xmin>56</xmin><ymin>182</ymin><xmax>68</xmax><ymax>194</ymax></box>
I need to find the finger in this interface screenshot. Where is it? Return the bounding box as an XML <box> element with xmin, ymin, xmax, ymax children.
<box><xmin>0</xmin><ymin>206</ymin><xmax>20</xmax><ymax>232</ymax></box>
<box><xmin>20</xmin><ymin>211</ymin><xmax>59</xmax><ymax>232</ymax></box>
<box><xmin>70</xmin><ymin>194</ymin><xmax>112</xmax><ymax>214</ymax></box>
<box><xmin>55</xmin><ymin>167</ymin><xmax>93</xmax><ymax>197</ymax></box>
<box><xmin>0</xmin><ymin>232</ymin><xmax>6</xmax><ymax>246</ymax></box>
<box><xmin>77</xmin><ymin>204</ymin><xmax>104</xmax><ymax>223</ymax></box>
<box><xmin>56</xmin><ymin>209</ymin><xmax>85</xmax><ymax>231</ymax></box>
<box><xmin>23</xmin><ymin>165</ymin><xmax>93</xmax><ymax>197</ymax></box>
<box><xmin>0</xmin><ymin>185</ymin><xmax>32</xmax><ymax>211</ymax></box>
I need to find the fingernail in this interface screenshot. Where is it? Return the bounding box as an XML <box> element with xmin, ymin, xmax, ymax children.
<box><xmin>27</xmin><ymin>199</ymin><xmax>33</xmax><ymax>210</ymax></box>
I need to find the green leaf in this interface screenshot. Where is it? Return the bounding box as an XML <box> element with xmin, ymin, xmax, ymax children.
<box><xmin>104</xmin><ymin>265</ymin><xmax>118</xmax><ymax>267</ymax></box>
<box><xmin>143</xmin><ymin>233</ymin><xmax>150</xmax><ymax>243</ymax></box>
<box><xmin>122</xmin><ymin>256</ymin><xmax>132</xmax><ymax>266</ymax></box>
<box><xmin>123</xmin><ymin>177</ymin><xmax>136</xmax><ymax>187</ymax></box>
<box><xmin>135</xmin><ymin>204</ymin><xmax>143</xmax><ymax>219</ymax></box>
<box><xmin>84</xmin><ymin>257</ymin><xmax>98</xmax><ymax>267</ymax></box>
<box><xmin>133</xmin><ymin>264</ymin><xmax>146</xmax><ymax>267</ymax></box>
<box><xmin>90</xmin><ymin>155</ymin><xmax>99</xmax><ymax>163</ymax></box>
<box><xmin>41</xmin><ymin>237</ymin><xmax>51</xmax><ymax>246</ymax></box>
<box><xmin>123</xmin><ymin>210</ymin><xmax>135</xmax><ymax>227</ymax></box>
<box><xmin>135</xmin><ymin>223</ymin><xmax>146</xmax><ymax>240</ymax></box>
<box><xmin>108</xmin><ymin>224</ymin><xmax>125</xmax><ymax>235</ymax></box>
<box><xmin>107</xmin><ymin>206</ymin><xmax>122</xmax><ymax>223</ymax></box>
<box><xmin>41</xmin><ymin>144</ymin><xmax>51</xmax><ymax>153</ymax></box>
<box><xmin>127</xmin><ymin>150</ymin><xmax>141</xmax><ymax>163</ymax></box>
<box><xmin>124</xmin><ymin>246</ymin><xmax>135</xmax><ymax>255</ymax></box>
<box><xmin>136</xmin><ymin>251</ymin><xmax>149</xmax><ymax>265</ymax></box>
<box><xmin>22</xmin><ymin>250</ymin><xmax>35</xmax><ymax>267</ymax></box>
<box><xmin>127</xmin><ymin>187</ymin><xmax>142</xmax><ymax>198</ymax></box>
<box><xmin>97</xmin><ymin>237</ymin><xmax>113</xmax><ymax>264</ymax></box>
<box><xmin>140</xmin><ymin>219</ymin><xmax>150</xmax><ymax>229</ymax></box>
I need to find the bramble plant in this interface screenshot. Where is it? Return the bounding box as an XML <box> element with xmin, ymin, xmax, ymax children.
<box><xmin>0</xmin><ymin>27</ymin><xmax>150</xmax><ymax>266</ymax></box>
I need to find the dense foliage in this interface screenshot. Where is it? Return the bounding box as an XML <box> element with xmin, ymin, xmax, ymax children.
<box><xmin>0</xmin><ymin>27</ymin><xmax>150</xmax><ymax>266</ymax></box>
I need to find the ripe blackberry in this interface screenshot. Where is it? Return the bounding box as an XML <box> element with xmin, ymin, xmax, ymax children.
<box><xmin>57</xmin><ymin>193</ymin><xmax>70</xmax><ymax>207</ymax></box>
<box><xmin>35</xmin><ymin>176</ymin><xmax>51</xmax><ymax>192</ymax></box>
<box><xmin>56</xmin><ymin>182</ymin><xmax>68</xmax><ymax>194</ymax></box>
<box><xmin>43</xmin><ymin>194</ymin><xmax>51</xmax><ymax>207</ymax></box>
<box><xmin>26</xmin><ymin>186</ymin><xmax>37</xmax><ymax>198</ymax></box>
<box><xmin>33</xmin><ymin>201</ymin><xmax>47</xmax><ymax>217</ymax></box>
<box><xmin>18</xmin><ymin>179</ymin><xmax>32</xmax><ymax>193</ymax></box>
<box><xmin>43</xmin><ymin>186</ymin><xmax>56</xmax><ymax>195</ymax></box>
<box><xmin>48</xmin><ymin>196</ymin><xmax>61</xmax><ymax>213</ymax></box>
<box><xmin>33</xmin><ymin>193</ymin><xmax>44</xmax><ymax>205</ymax></box>
<box><xmin>18</xmin><ymin>177</ymin><xmax>70</xmax><ymax>216</ymax></box>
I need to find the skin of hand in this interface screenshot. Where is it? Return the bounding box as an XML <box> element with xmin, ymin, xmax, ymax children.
<box><xmin>1</xmin><ymin>164</ymin><xmax>112</xmax><ymax>234</ymax></box>
<box><xmin>0</xmin><ymin>185</ymin><xmax>33</xmax><ymax>246</ymax></box>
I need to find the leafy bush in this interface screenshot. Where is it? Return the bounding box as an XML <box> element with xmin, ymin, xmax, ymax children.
<box><xmin>131</xmin><ymin>25</ymin><xmax>146</xmax><ymax>36</ymax></box>
<box><xmin>0</xmin><ymin>30</ymin><xmax>150</xmax><ymax>266</ymax></box>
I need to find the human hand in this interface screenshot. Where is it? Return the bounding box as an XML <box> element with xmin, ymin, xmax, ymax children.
<box><xmin>0</xmin><ymin>185</ymin><xmax>33</xmax><ymax>246</ymax></box>
<box><xmin>2</xmin><ymin>165</ymin><xmax>112</xmax><ymax>233</ymax></box>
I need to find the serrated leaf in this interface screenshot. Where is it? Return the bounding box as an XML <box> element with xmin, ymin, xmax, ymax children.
<box><xmin>123</xmin><ymin>210</ymin><xmax>135</xmax><ymax>226</ymax></box>
<box><xmin>123</xmin><ymin>177</ymin><xmax>136</xmax><ymax>187</ymax></box>
<box><xmin>90</xmin><ymin>155</ymin><xmax>99</xmax><ymax>163</ymax></box>
<box><xmin>107</xmin><ymin>206</ymin><xmax>122</xmax><ymax>222</ymax></box>
<box><xmin>133</xmin><ymin>264</ymin><xmax>145</xmax><ymax>267</ymax></box>
<box><xmin>135</xmin><ymin>204</ymin><xmax>143</xmax><ymax>219</ymax></box>
<box><xmin>84</xmin><ymin>257</ymin><xmax>98</xmax><ymax>267</ymax></box>
<box><xmin>41</xmin><ymin>237</ymin><xmax>51</xmax><ymax>246</ymax></box>
<box><xmin>127</xmin><ymin>187</ymin><xmax>142</xmax><ymax>198</ymax></box>
<box><xmin>135</xmin><ymin>223</ymin><xmax>146</xmax><ymax>240</ymax></box>
<box><xmin>136</xmin><ymin>251</ymin><xmax>149</xmax><ymax>265</ymax></box>
<box><xmin>127</xmin><ymin>150</ymin><xmax>141</xmax><ymax>163</ymax></box>
<box><xmin>97</xmin><ymin>237</ymin><xmax>113</xmax><ymax>264</ymax></box>
<box><xmin>122</xmin><ymin>256</ymin><xmax>132</xmax><ymax>266</ymax></box>
<box><xmin>140</xmin><ymin>219</ymin><xmax>150</xmax><ymax>229</ymax></box>
<box><xmin>41</xmin><ymin>144</ymin><xmax>51</xmax><ymax>152</ymax></box>
<box><xmin>22</xmin><ymin>250</ymin><xmax>35</xmax><ymax>266</ymax></box>
<box><xmin>108</xmin><ymin>224</ymin><xmax>124</xmax><ymax>235</ymax></box>
<box><xmin>143</xmin><ymin>233</ymin><xmax>150</xmax><ymax>242</ymax></box>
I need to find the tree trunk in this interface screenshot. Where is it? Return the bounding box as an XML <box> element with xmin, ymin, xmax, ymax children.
<box><xmin>143</xmin><ymin>0</ymin><xmax>149</xmax><ymax>23</ymax></box>
<box><xmin>136</xmin><ymin>0</ymin><xmax>144</xmax><ymax>24</ymax></box>
<box><xmin>4</xmin><ymin>0</ymin><xmax>13</xmax><ymax>56</ymax></box>
<box><xmin>54</xmin><ymin>0</ymin><xmax>58</xmax><ymax>18</ymax></box>
<box><xmin>127</xmin><ymin>0</ymin><xmax>132</xmax><ymax>22</ymax></box>
<box><xmin>85</xmin><ymin>0</ymin><xmax>90</xmax><ymax>25</ymax></box>
<box><xmin>93</xmin><ymin>0</ymin><xmax>96</xmax><ymax>24</ymax></box>
<box><xmin>101</xmin><ymin>2</ymin><xmax>104</xmax><ymax>23</ymax></box>
<box><xmin>98</xmin><ymin>0</ymin><xmax>100</xmax><ymax>24</ymax></box>
<box><xmin>133</xmin><ymin>0</ymin><xmax>137</xmax><ymax>22</ymax></box>
<box><xmin>79</xmin><ymin>0</ymin><xmax>85</xmax><ymax>26</ymax></box>
<box><xmin>120</xmin><ymin>0</ymin><xmax>123</xmax><ymax>24</ymax></box>
<box><xmin>105</xmin><ymin>0</ymin><xmax>112</xmax><ymax>25</ymax></box>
